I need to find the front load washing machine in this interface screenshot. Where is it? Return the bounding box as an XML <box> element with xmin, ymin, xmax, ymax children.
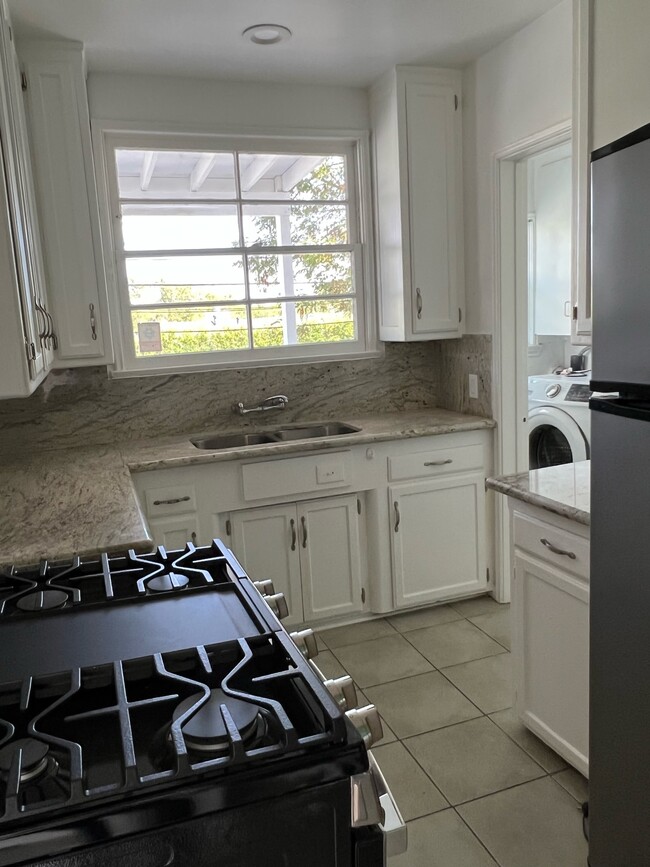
<box><xmin>528</xmin><ymin>374</ymin><xmax>610</xmax><ymax>469</ymax></box>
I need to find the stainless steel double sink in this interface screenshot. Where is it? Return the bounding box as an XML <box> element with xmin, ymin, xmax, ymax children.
<box><xmin>191</xmin><ymin>422</ymin><xmax>360</xmax><ymax>451</ymax></box>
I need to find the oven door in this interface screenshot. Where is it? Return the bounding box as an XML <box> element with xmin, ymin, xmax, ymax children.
<box><xmin>18</xmin><ymin>778</ymin><xmax>394</xmax><ymax>867</ymax></box>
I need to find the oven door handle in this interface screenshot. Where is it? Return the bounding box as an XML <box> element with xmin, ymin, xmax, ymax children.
<box><xmin>368</xmin><ymin>752</ymin><xmax>408</xmax><ymax>859</ymax></box>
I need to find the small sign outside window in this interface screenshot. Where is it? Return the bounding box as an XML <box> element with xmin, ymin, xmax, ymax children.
<box><xmin>137</xmin><ymin>322</ymin><xmax>162</xmax><ymax>353</ymax></box>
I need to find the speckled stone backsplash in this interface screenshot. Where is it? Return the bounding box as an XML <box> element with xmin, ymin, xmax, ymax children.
<box><xmin>435</xmin><ymin>334</ymin><xmax>492</xmax><ymax>418</ymax></box>
<box><xmin>0</xmin><ymin>343</ymin><xmax>441</xmax><ymax>452</ymax></box>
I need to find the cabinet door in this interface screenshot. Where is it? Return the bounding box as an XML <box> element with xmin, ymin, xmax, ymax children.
<box><xmin>390</xmin><ymin>473</ymin><xmax>486</xmax><ymax>607</ymax></box>
<box><xmin>148</xmin><ymin>515</ymin><xmax>199</xmax><ymax>551</ymax></box>
<box><xmin>298</xmin><ymin>495</ymin><xmax>365</xmax><ymax>623</ymax></box>
<box><xmin>405</xmin><ymin>78</ymin><xmax>462</xmax><ymax>337</ymax></box>
<box><xmin>512</xmin><ymin>551</ymin><xmax>589</xmax><ymax>776</ymax></box>
<box><xmin>21</xmin><ymin>42</ymin><xmax>111</xmax><ymax>362</ymax></box>
<box><xmin>0</xmin><ymin>2</ymin><xmax>52</xmax><ymax>390</ymax></box>
<box><xmin>230</xmin><ymin>505</ymin><xmax>303</xmax><ymax>627</ymax></box>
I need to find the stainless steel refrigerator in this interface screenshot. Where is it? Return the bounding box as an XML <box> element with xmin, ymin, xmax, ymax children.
<box><xmin>589</xmin><ymin>121</ymin><xmax>650</xmax><ymax>867</ymax></box>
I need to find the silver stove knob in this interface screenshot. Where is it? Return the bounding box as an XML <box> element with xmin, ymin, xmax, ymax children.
<box><xmin>289</xmin><ymin>628</ymin><xmax>319</xmax><ymax>660</ymax></box>
<box><xmin>254</xmin><ymin>579</ymin><xmax>276</xmax><ymax>596</ymax></box>
<box><xmin>323</xmin><ymin>675</ymin><xmax>357</xmax><ymax>710</ymax></box>
<box><xmin>264</xmin><ymin>592</ymin><xmax>289</xmax><ymax>620</ymax></box>
<box><xmin>346</xmin><ymin>705</ymin><xmax>384</xmax><ymax>748</ymax></box>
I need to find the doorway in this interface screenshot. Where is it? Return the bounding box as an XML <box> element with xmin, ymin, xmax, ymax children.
<box><xmin>492</xmin><ymin>121</ymin><xmax>573</xmax><ymax>602</ymax></box>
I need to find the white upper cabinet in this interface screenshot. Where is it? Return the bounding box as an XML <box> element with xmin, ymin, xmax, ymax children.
<box><xmin>19</xmin><ymin>40</ymin><xmax>112</xmax><ymax>364</ymax></box>
<box><xmin>0</xmin><ymin>0</ymin><xmax>53</xmax><ymax>398</ymax></box>
<box><xmin>370</xmin><ymin>66</ymin><xmax>465</xmax><ymax>341</ymax></box>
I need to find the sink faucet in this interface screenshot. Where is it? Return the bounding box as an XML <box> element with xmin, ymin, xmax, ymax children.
<box><xmin>233</xmin><ymin>395</ymin><xmax>289</xmax><ymax>415</ymax></box>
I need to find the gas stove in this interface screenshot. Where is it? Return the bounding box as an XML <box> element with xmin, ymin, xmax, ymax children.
<box><xmin>0</xmin><ymin>541</ymin><xmax>404</xmax><ymax>866</ymax></box>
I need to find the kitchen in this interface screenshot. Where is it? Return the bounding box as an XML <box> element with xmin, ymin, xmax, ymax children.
<box><xmin>0</xmin><ymin>1</ymin><xmax>647</xmax><ymax>865</ymax></box>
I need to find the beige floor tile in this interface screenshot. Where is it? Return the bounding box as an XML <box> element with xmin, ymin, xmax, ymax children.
<box><xmin>321</xmin><ymin>618</ymin><xmax>396</xmax><ymax>649</ymax></box>
<box><xmin>334</xmin><ymin>634</ymin><xmax>433</xmax><ymax>688</ymax></box>
<box><xmin>458</xmin><ymin>777</ymin><xmax>588</xmax><ymax>867</ymax></box>
<box><xmin>387</xmin><ymin>604</ymin><xmax>463</xmax><ymax>633</ymax></box>
<box><xmin>371</xmin><ymin>742</ymin><xmax>448</xmax><ymax>820</ymax></box>
<box><xmin>406</xmin><ymin>620</ymin><xmax>506</xmax><ymax>669</ymax></box>
<box><xmin>313</xmin><ymin>649</ymin><xmax>347</xmax><ymax>680</ymax></box>
<box><xmin>357</xmin><ymin>689</ymin><xmax>397</xmax><ymax>746</ymax></box>
<box><xmin>469</xmin><ymin>609</ymin><xmax>512</xmax><ymax>650</ymax></box>
<box><xmin>442</xmin><ymin>653</ymin><xmax>514</xmax><ymax>713</ymax></box>
<box><xmin>552</xmin><ymin>768</ymin><xmax>589</xmax><ymax>803</ymax></box>
<box><xmin>489</xmin><ymin>708</ymin><xmax>567</xmax><ymax>773</ymax></box>
<box><xmin>404</xmin><ymin>717</ymin><xmax>545</xmax><ymax>805</ymax></box>
<box><xmin>450</xmin><ymin>596</ymin><xmax>505</xmax><ymax>617</ymax></box>
<box><xmin>365</xmin><ymin>671</ymin><xmax>481</xmax><ymax>739</ymax></box>
<box><xmin>389</xmin><ymin>810</ymin><xmax>498</xmax><ymax>867</ymax></box>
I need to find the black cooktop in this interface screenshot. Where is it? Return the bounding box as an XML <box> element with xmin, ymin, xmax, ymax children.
<box><xmin>0</xmin><ymin>541</ymin><xmax>353</xmax><ymax>844</ymax></box>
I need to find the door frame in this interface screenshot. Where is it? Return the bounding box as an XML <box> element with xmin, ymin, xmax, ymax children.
<box><xmin>492</xmin><ymin>119</ymin><xmax>572</xmax><ymax>602</ymax></box>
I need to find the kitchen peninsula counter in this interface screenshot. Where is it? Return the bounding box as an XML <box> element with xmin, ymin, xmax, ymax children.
<box><xmin>486</xmin><ymin>460</ymin><xmax>590</xmax><ymax>526</ymax></box>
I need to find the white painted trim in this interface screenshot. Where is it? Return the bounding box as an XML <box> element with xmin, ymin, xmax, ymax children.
<box><xmin>91</xmin><ymin>121</ymin><xmax>378</xmax><ymax>374</ymax></box>
<box><xmin>571</xmin><ymin>0</ymin><xmax>592</xmax><ymax>343</ymax></box>
<box><xmin>492</xmin><ymin>119</ymin><xmax>572</xmax><ymax>603</ymax></box>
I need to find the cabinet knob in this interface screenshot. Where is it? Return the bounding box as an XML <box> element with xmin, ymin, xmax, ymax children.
<box><xmin>254</xmin><ymin>579</ymin><xmax>276</xmax><ymax>595</ymax></box>
<box><xmin>289</xmin><ymin>628</ymin><xmax>319</xmax><ymax>660</ymax></box>
<box><xmin>394</xmin><ymin>501</ymin><xmax>400</xmax><ymax>533</ymax></box>
<box><xmin>290</xmin><ymin>518</ymin><xmax>297</xmax><ymax>551</ymax></box>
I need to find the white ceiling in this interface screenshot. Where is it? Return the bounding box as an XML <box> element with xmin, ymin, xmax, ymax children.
<box><xmin>9</xmin><ymin>0</ymin><xmax>562</xmax><ymax>87</ymax></box>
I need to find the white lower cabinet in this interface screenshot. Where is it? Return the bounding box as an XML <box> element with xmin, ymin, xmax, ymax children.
<box><xmin>230</xmin><ymin>503</ymin><xmax>304</xmax><ymax>628</ymax></box>
<box><xmin>147</xmin><ymin>515</ymin><xmax>199</xmax><ymax>551</ymax></box>
<box><xmin>390</xmin><ymin>472</ymin><xmax>487</xmax><ymax>607</ymax></box>
<box><xmin>230</xmin><ymin>495</ymin><xmax>366</xmax><ymax>628</ymax></box>
<box><xmin>511</xmin><ymin>505</ymin><xmax>589</xmax><ymax>777</ymax></box>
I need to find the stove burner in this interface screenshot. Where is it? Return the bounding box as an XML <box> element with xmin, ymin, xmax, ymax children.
<box><xmin>15</xmin><ymin>589</ymin><xmax>68</xmax><ymax>612</ymax></box>
<box><xmin>147</xmin><ymin>572</ymin><xmax>190</xmax><ymax>593</ymax></box>
<box><xmin>0</xmin><ymin>738</ymin><xmax>50</xmax><ymax>784</ymax></box>
<box><xmin>173</xmin><ymin>689</ymin><xmax>263</xmax><ymax>755</ymax></box>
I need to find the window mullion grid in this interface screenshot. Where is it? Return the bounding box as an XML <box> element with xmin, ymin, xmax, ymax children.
<box><xmin>234</xmin><ymin>149</ymin><xmax>254</xmax><ymax>351</ymax></box>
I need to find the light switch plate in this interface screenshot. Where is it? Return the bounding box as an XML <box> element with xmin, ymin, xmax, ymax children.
<box><xmin>468</xmin><ymin>374</ymin><xmax>479</xmax><ymax>400</ymax></box>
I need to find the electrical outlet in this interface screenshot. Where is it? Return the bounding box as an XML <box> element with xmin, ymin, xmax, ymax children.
<box><xmin>468</xmin><ymin>374</ymin><xmax>479</xmax><ymax>400</ymax></box>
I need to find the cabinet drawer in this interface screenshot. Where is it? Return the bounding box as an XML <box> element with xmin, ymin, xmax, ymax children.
<box><xmin>388</xmin><ymin>444</ymin><xmax>483</xmax><ymax>481</ymax></box>
<box><xmin>241</xmin><ymin>452</ymin><xmax>352</xmax><ymax>502</ymax></box>
<box><xmin>145</xmin><ymin>484</ymin><xmax>197</xmax><ymax>517</ymax></box>
<box><xmin>513</xmin><ymin>512</ymin><xmax>589</xmax><ymax>580</ymax></box>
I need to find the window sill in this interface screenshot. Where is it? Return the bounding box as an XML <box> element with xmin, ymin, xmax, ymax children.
<box><xmin>108</xmin><ymin>347</ymin><xmax>385</xmax><ymax>379</ymax></box>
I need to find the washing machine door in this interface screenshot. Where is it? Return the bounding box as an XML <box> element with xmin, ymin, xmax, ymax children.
<box><xmin>528</xmin><ymin>406</ymin><xmax>589</xmax><ymax>469</ymax></box>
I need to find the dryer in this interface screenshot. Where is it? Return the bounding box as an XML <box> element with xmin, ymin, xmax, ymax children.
<box><xmin>528</xmin><ymin>374</ymin><xmax>607</xmax><ymax>469</ymax></box>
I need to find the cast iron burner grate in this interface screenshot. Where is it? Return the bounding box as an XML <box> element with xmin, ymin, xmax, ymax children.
<box><xmin>0</xmin><ymin>541</ymin><xmax>247</xmax><ymax>617</ymax></box>
<box><xmin>0</xmin><ymin>631</ymin><xmax>346</xmax><ymax>827</ymax></box>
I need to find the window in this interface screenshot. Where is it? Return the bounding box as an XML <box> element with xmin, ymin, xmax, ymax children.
<box><xmin>101</xmin><ymin>133</ymin><xmax>374</xmax><ymax>373</ymax></box>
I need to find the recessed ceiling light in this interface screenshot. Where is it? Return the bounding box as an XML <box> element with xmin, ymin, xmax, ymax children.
<box><xmin>242</xmin><ymin>24</ymin><xmax>292</xmax><ymax>46</ymax></box>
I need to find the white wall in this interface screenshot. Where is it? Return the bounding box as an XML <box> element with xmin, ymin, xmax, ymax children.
<box><xmin>87</xmin><ymin>72</ymin><xmax>370</xmax><ymax>132</ymax></box>
<box><xmin>591</xmin><ymin>0</ymin><xmax>650</xmax><ymax>149</ymax></box>
<box><xmin>462</xmin><ymin>0</ymin><xmax>572</xmax><ymax>334</ymax></box>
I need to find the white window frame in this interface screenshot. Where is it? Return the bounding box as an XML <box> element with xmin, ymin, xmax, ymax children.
<box><xmin>92</xmin><ymin>123</ymin><xmax>378</xmax><ymax>376</ymax></box>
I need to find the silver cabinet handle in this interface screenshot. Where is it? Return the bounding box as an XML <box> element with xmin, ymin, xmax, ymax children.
<box><xmin>540</xmin><ymin>538</ymin><xmax>577</xmax><ymax>559</ymax></box>
<box><xmin>89</xmin><ymin>303</ymin><xmax>98</xmax><ymax>340</ymax></box>
<box><xmin>43</xmin><ymin>306</ymin><xmax>58</xmax><ymax>350</ymax></box>
<box><xmin>301</xmin><ymin>516</ymin><xmax>308</xmax><ymax>548</ymax></box>
<box><xmin>153</xmin><ymin>495</ymin><xmax>191</xmax><ymax>506</ymax></box>
<box><xmin>290</xmin><ymin>518</ymin><xmax>297</xmax><ymax>551</ymax></box>
<box><xmin>34</xmin><ymin>300</ymin><xmax>47</xmax><ymax>347</ymax></box>
<box><xmin>394</xmin><ymin>501</ymin><xmax>400</xmax><ymax>533</ymax></box>
<box><xmin>415</xmin><ymin>288</ymin><xmax>423</xmax><ymax>319</ymax></box>
<box><xmin>424</xmin><ymin>459</ymin><xmax>453</xmax><ymax>467</ymax></box>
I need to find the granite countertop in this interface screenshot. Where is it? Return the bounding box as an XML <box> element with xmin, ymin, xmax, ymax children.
<box><xmin>1</xmin><ymin>409</ymin><xmax>495</xmax><ymax>566</ymax></box>
<box><xmin>486</xmin><ymin>460</ymin><xmax>590</xmax><ymax>526</ymax></box>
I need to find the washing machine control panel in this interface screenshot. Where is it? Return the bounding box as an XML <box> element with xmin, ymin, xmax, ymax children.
<box><xmin>565</xmin><ymin>383</ymin><xmax>592</xmax><ymax>402</ymax></box>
